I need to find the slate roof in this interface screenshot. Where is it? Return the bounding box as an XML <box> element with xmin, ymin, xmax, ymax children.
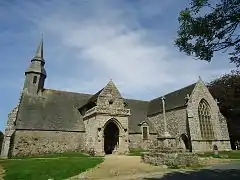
<box><xmin>125</xmin><ymin>99</ymin><xmax>156</xmax><ymax>133</ymax></box>
<box><xmin>86</xmin><ymin>88</ymin><xmax>103</xmax><ymax>104</ymax></box>
<box><xmin>78</xmin><ymin>89</ymin><xmax>103</xmax><ymax>110</ymax></box>
<box><xmin>16</xmin><ymin>89</ymin><xmax>156</xmax><ymax>133</ymax></box>
<box><xmin>147</xmin><ymin>83</ymin><xmax>196</xmax><ymax>116</ymax></box>
<box><xmin>16</xmin><ymin>89</ymin><xmax>91</xmax><ymax>131</ymax></box>
<box><xmin>16</xmin><ymin>83</ymin><xmax>195</xmax><ymax>133</ymax></box>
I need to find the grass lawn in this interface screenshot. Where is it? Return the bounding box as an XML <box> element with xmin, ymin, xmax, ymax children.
<box><xmin>198</xmin><ymin>150</ymin><xmax>240</xmax><ymax>159</ymax></box>
<box><xmin>128</xmin><ymin>148</ymin><xmax>145</xmax><ymax>156</ymax></box>
<box><xmin>0</xmin><ymin>153</ymin><xmax>104</xmax><ymax>180</ymax></box>
<box><xmin>11</xmin><ymin>151</ymin><xmax>91</xmax><ymax>159</ymax></box>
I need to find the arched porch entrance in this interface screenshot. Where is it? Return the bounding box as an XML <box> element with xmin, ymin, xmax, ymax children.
<box><xmin>104</xmin><ymin>121</ymin><xmax>119</xmax><ymax>154</ymax></box>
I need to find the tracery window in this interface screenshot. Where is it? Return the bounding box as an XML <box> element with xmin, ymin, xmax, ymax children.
<box><xmin>198</xmin><ymin>99</ymin><xmax>214</xmax><ymax>139</ymax></box>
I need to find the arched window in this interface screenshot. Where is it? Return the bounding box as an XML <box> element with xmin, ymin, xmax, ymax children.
<box><xmin>198</xmin><ymin>99</ymin><xmax>214</xmax><ymax>139</ymax></box>
<box><xmin>139</xmin><ymin>121</ymin><xmax>149</xmax><ymax>140</ymax></box>
<box><xmin>142</xmin><ymin>127</ymin><xmax>148</xmax><ymax>140</ymax></box>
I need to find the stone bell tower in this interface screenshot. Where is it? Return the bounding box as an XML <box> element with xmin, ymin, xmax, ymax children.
<box><xmin>23</xmin><ymin>37</ymin><xmax>47</xmax><ymax>95</ymax></box>
<box><xmin>1</xmin><ymin>38</ymin><xmax>47</xmax><ymax>158</ymax></box>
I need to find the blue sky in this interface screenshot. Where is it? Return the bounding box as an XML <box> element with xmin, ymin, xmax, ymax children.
<box><xmin>0</xmin><ymin>0</ymin><xmax>236</xmax><ymax>131</ymax></box>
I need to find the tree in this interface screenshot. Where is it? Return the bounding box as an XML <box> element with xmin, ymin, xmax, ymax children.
<box><xmin>208</xmin><ymin>70</ymin><xmax>240</xmax><ymax>149</ymax></box>
<box><xmin>208</xmin><ymin>69</ymin><xmax>240</xmax><ymax>115</ymax></box>
<box><xmin>175</xmin><ymin>0</ymin><xmax>240</xmax><ymax>67</ymax></box>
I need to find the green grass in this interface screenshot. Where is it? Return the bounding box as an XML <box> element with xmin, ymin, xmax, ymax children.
<box><xmin>198</xmin><ymin>150</ymin><xmax>240</xmax><ymax>159</ymax></box>
<box><xmin>128</xmin><ymin>148</ymin><xmax>145</xmax><ymax>156</ymax></box>
<box><xmin>10</xmin><ymin>151</ymin><xmax>90</xmax><ymax>159</ymax></box>
<box><xmin>0</xmin><ymin>154</ymin><xmax>104</xmax><ymax>180</ymax></box>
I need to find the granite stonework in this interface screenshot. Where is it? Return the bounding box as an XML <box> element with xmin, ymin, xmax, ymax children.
<box><xmin>128</xmin><ymin>134</ymin><xmax>157</xmax><ymax>150</ymax></box>
<box><xmin>11</xmin><ymin>130</ymin><xmax>85</xmax><ymax>157</ymax></box>
<box><xmin>148</xmin><ymin>79</ymin><xmax>231</xmax><ymax>152</ymax></box>
<box><xmin>149</xmin><ymin>108</ymin><xmax>188</xmax><ymax>139</ymax></box>
<box><xmin>0</xmin><ymin>41</ymin><xmax>231</xmax><ymax>158</ymax></box>
<box><xmin>141</xmin><ymin>152</ymin><xmax>199</xmax><ymax>167</ymax></box>
<box><xmin>187</xmin><ymin>80</ymin><xmax>231</xmax><ymax>152</ymax></box>
<box><xmin>1</xmin><ymin>93</ymin><xmax>22</xmax><ymax>158</ymax></box>
<box><xmin>82</xmin><ymin>80</ymin><xmax>130</xmax><ymax>156</ymax></box>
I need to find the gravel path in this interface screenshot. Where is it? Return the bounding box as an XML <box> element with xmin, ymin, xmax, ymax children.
<box><xmin>68</xmin><ymin>155</ymin><xmax>240</xmax><ymax>180</ymax></box>
<box><xmin>69</xmin><ymin>155</ymin><xmax>168</xmax><ymax>180</ymax></box>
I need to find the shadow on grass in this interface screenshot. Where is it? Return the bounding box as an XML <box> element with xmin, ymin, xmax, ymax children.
<box><xmin>143</xmin><ymin>168</ymin><xmax>240</xmax><ymax>180</ymax></box>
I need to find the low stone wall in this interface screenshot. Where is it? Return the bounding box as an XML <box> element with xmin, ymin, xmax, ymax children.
<box><xmin>11</xmin><ymin>130</ymin><xmax>85</xmax><ymax>157</ymax></box>
<box><xmin>141</xmin><ymin>152</ymin><xmax>199</xmax><ymax>167</ymax></box>
<box><xmin>128</xmin><ymin>134</ymin><xmax>157</xmax><ymax>150</ymax></box>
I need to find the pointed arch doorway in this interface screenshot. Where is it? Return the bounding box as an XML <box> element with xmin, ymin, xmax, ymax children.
<box><xmin>180</xmin><ymin>133</ymin><xmax>191</xmax><ymax>152</ymax></box>
<box><xmin>104</xmin><ymin>121</ymin><xmax>119</xmax><ymax>154</ymax></box>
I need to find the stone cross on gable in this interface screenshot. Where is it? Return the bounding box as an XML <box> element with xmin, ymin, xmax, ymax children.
<box><xmin>185</xmin><ymin>94</ymin><xmax>190</xmax><ymax>100</ymax></box>
<box><xmin>215</xmin><ymin>99</ymin><xmax>220</xmax><ymax>104</ymax></box>
<box><xmin>161</xmin><ymin>96</ymin><xmax>166</xmax><ymax>101</ymax></box>
<box><xmin>185</xmin><ymin>94</ymin><xmax>190</xmax><ymax>104</ymax></box>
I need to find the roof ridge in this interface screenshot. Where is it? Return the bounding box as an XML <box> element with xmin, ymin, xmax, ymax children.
<box><xmin>150</xmin><ymin>83</ymin><xmax>196</xmax><ymax>102</ymax></box>
<box><xmin>125</xmin><ymin>98</ymin><xmax>149</xmax><ymax>102</ymax></box>
<box><xmin>43</xmin><ymin>88</ymin><xmax>93</xmax><ymax>96</ymax></box>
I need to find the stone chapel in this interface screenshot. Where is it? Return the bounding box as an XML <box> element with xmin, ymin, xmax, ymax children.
<box><xmin>1</xmin><ymin>39</ymin><xmax>231</xmax><ymax>158</ymax></box>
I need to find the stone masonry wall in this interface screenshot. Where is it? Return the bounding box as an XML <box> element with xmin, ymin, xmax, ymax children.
<box><xmin>218</xmin><ymin>113</ymin><xmax>231</xmax><ymax>140</ymax></box>
<box><xmin>1</xmin><ymin>93</ymin><xmax>22</xmax><ymax>158</ymax></box>
<box><xmin>11</xmin><ymin>130</ymin><xmax>85</xmax><ymax>157</ymax></box>
<box><xmin>84</xmin><ymin>114</ymin><xmax>129</xmax><ymax>155</ymax></box>
<box><xmin>97</xmin><ymin>80</ymin><xmax>125</xmax><ymax>110</ymax></box>
<box><xmin>191</xmin><ymin>140</ymin><xmax>231</xmax><ymax>152</ymax></box>
<box><xmin>83</xmin><ymin>115</ymin><xmax>97</xmax><ymax>153</ymax></box>
<box><xmin>83</xmin><ymin>80</ymin><xmax>129</xmax><ymax>155</ymax></box>
<box><xmin>148</xmin><ymin>108</ymin><xmax>188</xmax><ymax>139</ymax></box>
<box><xmin>187</xmin><ymin>80</ymin><xmax>231</xmax><ymax>151</ymax></box>
<box><xmin>129</xmin><ymin>134</ymin><xmax>157</xmax><ymax>150</ymax></box>
<box><xmin>94</xmin><ymin>115</ymin><xmax>129</xmax><ymax>155</ymax></box>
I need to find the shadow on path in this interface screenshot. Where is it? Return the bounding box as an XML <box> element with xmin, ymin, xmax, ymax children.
<box><xmin>144</xmin><ymin>169</ymin><xmax>240</xmax><ymax>180</ymax></box>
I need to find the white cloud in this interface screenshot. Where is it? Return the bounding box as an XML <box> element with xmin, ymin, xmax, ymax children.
<box><xmin>9</xmin><ymin>0</ymin><xmax>234</xmax><ymax>99</ymax></box>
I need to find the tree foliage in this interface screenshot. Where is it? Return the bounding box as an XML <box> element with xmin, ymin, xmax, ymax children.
<box><xmin>208</xmin><ymin>69</ymin><xmax>240</xmax><ymax>115</ymax></box>
<box><xmin>175</xmin><ymin>0</ymin><xmax>240</xmax><ymax>67</ymax></box>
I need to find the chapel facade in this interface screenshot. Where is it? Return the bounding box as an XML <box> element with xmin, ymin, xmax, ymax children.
<box><xmin>1</xmin><ymin>40</ymin><xmax>231</xmax><ymax>158</ymax></box>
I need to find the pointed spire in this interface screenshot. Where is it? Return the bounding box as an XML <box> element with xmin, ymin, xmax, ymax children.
<box><xmin>33</xmin><ymin>34</ymin><xmax>44</xmax><ymax>60</ymax></box>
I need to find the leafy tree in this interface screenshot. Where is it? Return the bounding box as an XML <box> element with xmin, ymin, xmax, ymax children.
<box><xmin>208</xmin><ymin>70</ymin><xmax>240</xmax><ymax>148</ymax></box>
<box><xmin>175</xmin><ymin>0</ymin><xmax>240</xmax><ymax>67</ymax></box>
<box><xmin>208</xmin><ymin>69</ymin><xmax>240</xmax><ymax>115</ymax></box>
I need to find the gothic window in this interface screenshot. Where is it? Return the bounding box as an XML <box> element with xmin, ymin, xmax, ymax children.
<box><xmin>33</xmin><ymin>76</ymin><xmax>37</xmax><ymax>84</ymax></box>
<box><xmin>142</xmin><ymin>126</ymin><xmax>148</xmax><ymax>140</ymax></box>
<box><xmin>198</xmin><ymin>99</ymin><xmax>214</xmax><ymax>139</ymax></box>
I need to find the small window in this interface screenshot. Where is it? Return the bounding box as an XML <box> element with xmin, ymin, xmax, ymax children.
<box><xmin>109</xmin><ymin>99</ymin><xmax>113</xmax><ymax>105</ymax></box>
<box><xmin>33</xmin><ymin>76</ymin><xmax>37</xmax><ymax>84</ymax></box>
<box><xmin>142</xmin><ymin>126</ymin><xmax>148</xmax><ymax>140</ymax></box>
